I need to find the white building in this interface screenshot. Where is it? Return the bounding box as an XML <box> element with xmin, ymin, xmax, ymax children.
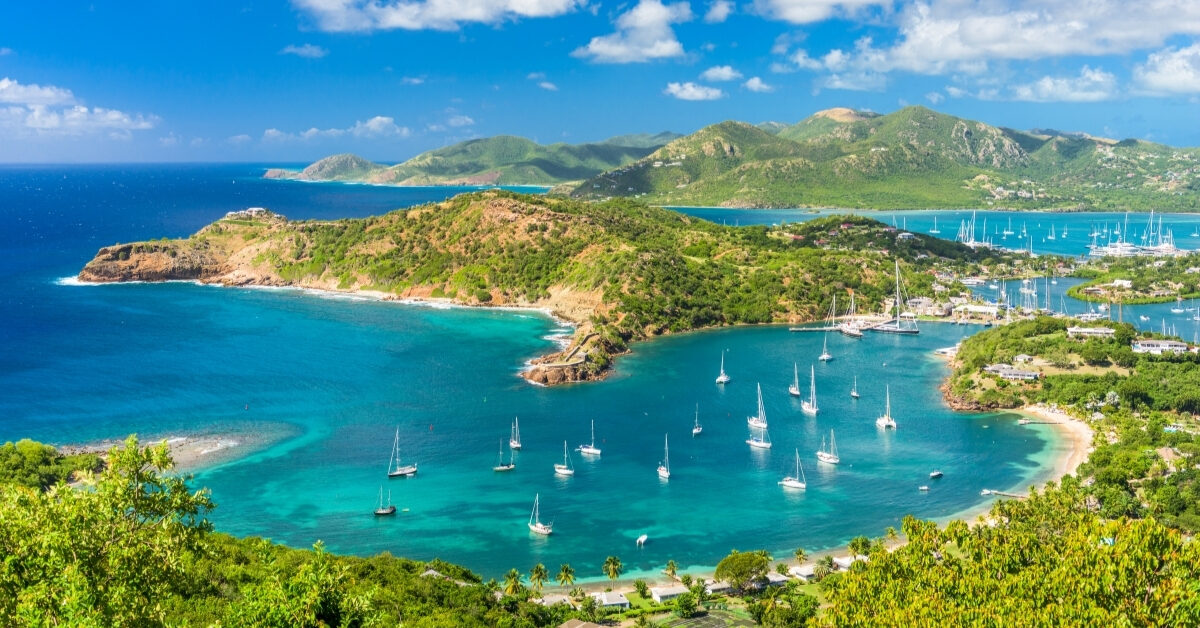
<box><xmin>1067</xmin><ymin>326</ymin><xmax>1116</xmax><ymax>339</ymax></box>
<box><xmin>589</xmin><ymin>591</ymin><xmax>630</xmax><ymax>609</ymax></box>
<box><xmin>1132</xmin><ymin>339</ymin><xmax>1189</xmax><ymax>355</ymax></box>
<box><xmin>649</xmin><ymin>584</ymin><xmax>690</xmax><ymax>603</ymax></box>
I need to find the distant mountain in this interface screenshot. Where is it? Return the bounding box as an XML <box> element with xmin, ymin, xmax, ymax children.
<box><xmin>265</xmin><ymin>134</ymin><xmax>678</xmax><ymax>187</ymax></box>
<box><xmin>571</xmin><ymin>106</ymin><xmax>1200</xmax><ymax>210</ymax></box>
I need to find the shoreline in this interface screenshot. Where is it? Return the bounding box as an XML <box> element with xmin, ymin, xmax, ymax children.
<box><xmin>58</xmin><ymin>430</ymin><xmax>274</xmax><ymax>473</ymax></box>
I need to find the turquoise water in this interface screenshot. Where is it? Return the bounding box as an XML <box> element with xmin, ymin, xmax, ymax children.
<box><xmin>673</xmin><ymin>207</ymin><xmax>1200</xmax><ymax>258</ymax></box>
<box><xmin>0</xmin><ymin>165</ymin><xmax>1074</xmax><ymax>581</ymax></box>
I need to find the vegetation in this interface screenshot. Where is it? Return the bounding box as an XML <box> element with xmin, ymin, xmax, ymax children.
<box><xmin>0</xmin><ymin>438</ymin><xmax>100</xmax><ymax>489</ymax></box>
<box><xmin>714</xmin><ymin>550</ymin><xmax>770</xmax><ymax>593</ymax></box>
<box><xmin>1068</xmin><ymin>254</ymin><xmax>1200</xmax><ymax>303</ymax></box>
<box><xmin>570</xmin><ymin>106</ymin><xmax>1200</xmax><ymax>210</ymax></box>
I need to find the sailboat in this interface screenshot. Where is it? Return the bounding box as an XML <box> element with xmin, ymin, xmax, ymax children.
<box><xmin>929</xmin><ymin>216</ymin><xmax>940</xmax><ymax>235</ymax></box>
<box><xmin>715</xmin><ymin>350</ymin><xmax>730</xmax><ymax>384</ymax></box>
<box><xmin>576</xmin><ymin>420</ymin><xmax>601</xmax><ymax>456</ymax></box>
<box><xmin>528</xmin><ymin>493</ymin><xmax>553</xmax><ymax>535</ymax></box>
<box><xmin>509</xmin><ymin>417</ymin><xmax>522</xmax><ymax>450</ymax></box>
<box><xmin>1047</xmin><ymin>228</ymin><xmax>1056</xmax><ymax>241</ymax></box>
<box><xmin>779</xmin><ymin>448</ymin><xmax>807</xmax><ymax>490</ymax></box>
<box><xmin>1003</xmin><ymin>217</ymin><xmax>1014</xmax><ymax>236</ymax></box>
<box><xmin>748</xmin><ymin>383</ymin><xmax>769</xmax><ymax>428</ymax></box>
<box><xmin>553</xmin><ymin>441</ymin><xmax>574</xmax><ymax>476</ymax></box>
<box><xmin>818</xmin><ymin>335</ymin><xmax>833</xmax><ymax>362</ymax></box>
<box><xmin>800</xmin><ymin>366</ymin><xmax>819</xmax><ymax>416</ymax></box>
<box><xmin>387</xmin><ymin>427</ymin><xmax>418</xmax><ymax>478</ymax></box>
<box><xmin>788</xmin><ymin>363</ymin><xmax>801</xmax><ymax>397</ymax></box>
<box><xmin>692</xmin><ymin>404</ymin><xmax>703</xmax><ymax>436</ymax></box>
<box><xmin>657</xmin><ymin>434</ymin><xmax>671</xmax><ymax>479</ymax></box>
<box><xmin>838</xmin><ymin>292</ymin><xmax>864</xmax><ymax>338</ymax></box>
<box><xmin>875</xmin><ymin>385</ymin><xmax>897</xmax><ymax>429</ymax></box>
<box><xmin>374</xmin><ymin>487</ymin><xmax>396</xmax><ymax>516</ymax></box>
<box><xmin>746</xmin><ymin>423</ymin><xmax>772</xmax><ymax>449</ymax></box>
<box><xmin>850</xmin><ymin>375</ymin><xmax>860</xmax><ymax>399</ymax></box>
<box><xmin>493</xmin><ymin>439</ymin><xmax>516</xmax><ymax>472</ymax></box>
<box><xmin>871</xmin><ymin>259</ymin><xmax>919</xmax><ymax>334</ymax></box>
<box><xmin>816</xmin><ymin>430</ymin><xmax>840</xmax><ymax>464</ymax></box>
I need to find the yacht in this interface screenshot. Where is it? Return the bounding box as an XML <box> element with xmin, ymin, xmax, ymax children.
<box><xmin>692</xmin><ymin>404</ymin><xmax>703</xmax><ymax>436</ymax></box>
<box><xmin>374</xmin><ymin>487</ymin><xmax>396</xmax><ymax>516</ymax></box>
<box><xmin>818</xmin><ymin>335</ymin><xmax>833</xmax><ymax>362</ymax></box>
<box><xmin>528</xmin><ymin>493</ymin><xmax>553</xmax><ymax>535</ymax></box>
<box><xmin>816</xmin><ymin>430</ymin><xmax>840</xmax><ymax>464</ymax></box>
<box><xmin>553</xmin><ymin>441</ymin><xmax>574</xmax><ymax>476</ymax></box>
<box><xmin>576</xmin><ymin>420</ymin><xmax>601</xmax><ymax>456</ymax></box>
<box><xmin>779</xmin><ymin>449</ymin><xmax>807</xmax><ymax>490</ymax></box>
<box><xmin>850</xmin><ymin>375</ymin><xmax>860</xmax><ymax>399</ymax></box>
<box><xmin>800</xmin><ymin>366</ymin><xmax>819</xmax><ymax>416</ymax></box>
<box><xmin>509</xmin><ymin>416</ymin><xmax>522</xmax><ymax>450</ymax></box>
<box><xmin>929</xmin><ymin>470</ymin><xmax>943</xmax><ymax>479</ymax></box>
<box><xmin>875</xmin><ymin>386</ymin><xmax>897</xmax><ymax>429</ymax></box>
<box><xmin>387</xmin><ymin>427</ymin><xmax>418</xmax><ymax>478</ymax></box>
<box><xmin>493</xmin><ymin>439</ymin><xmax>516</xmax><ymax>472</ymax></box>
<box><xmin>788</xmin><ymin>363</ymin><xmax>801</xmax><ymax>397</ymax></box>
<box><xmin>657</xmin><ymin>434</ymin><xmax>671</xmax><ymax>479</ymax></box>
<box><xmin>715</xmin><ymin>350</ymin><xmax>730</xmax><ymax>385</ymax></box>
<box><xmin>748</xmin><ymin>383</ymin><xmax>769</xmax><ymax>429</ymax></box>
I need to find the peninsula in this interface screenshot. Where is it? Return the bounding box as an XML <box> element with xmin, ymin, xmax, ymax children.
<box><xmin>78</xmin><ymin>192</ymin><xmax>1005</xmax><ymax>385</ymax></box>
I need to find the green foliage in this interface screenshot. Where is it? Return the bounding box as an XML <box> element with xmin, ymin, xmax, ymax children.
<box><xmin>602</xmin><ymin>555</ymin><xmax>623</xmax><ymax>584</ymax></box>
<box><xmin>673</xmin><ymin>591</ymin><xmax>697</xmax><ymax>618</ymax></box>
<box><xmin>0</xmin><ymin>439</ymin><xmax>99</xmax><ymax>489</ymax></box>
<box><xmin>713</xmin><ymin>550</ymin><xmax>769</xmax><ymax>593</ymax></box>
<box><xmin>823</xmin><ymin>479</ymin><xmax>1200</xmax><ymax>624</ymax></box>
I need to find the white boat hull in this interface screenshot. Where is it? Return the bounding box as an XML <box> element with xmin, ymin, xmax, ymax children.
<box><xmin>554</xmin><ymin>465</ymin><xmax>574</xmax><ymax>476</ymax></box>
<box><xmin>816</xmin><ymin>452</ymin><xmax>839</xmax><ymax>464</ymax></box>
<box><xmin>788</xmin><ymin>385</ymin><xmax>800</xmax><ymax>397</ymax></box>
<box><xmin>388</xmin><ymin>464</ymin><xmax>418</xmax><ymax>478</ymax></box>
<box><xmin>493</xmin><ymin>464</ymin><xmax>516</xmax><ymax>472</ymax></box>
<box><xmin>577</xmin><ymin>445</ymin><xmax>601</xmax><ymax>456</ymax></box>
<box><xmin>800</xmin><ymin>401</ymin><xmax>818</xmax><ymax>416</ymax></box>
<box><xmin>747</xmin><ymin>439</ymin><xmax>772</xmax><ymax>449</ymax></box>
<box><xmin>509</xmin><ymin>440</ymin><xmax>522</xmax><ymax>450</ymax></box>
<box><xmin>747</xmin><ymin>416</ymin><xmax>768</xmax><ymax>429</ymax></box>
<box><xmin>875</xmin><ymin>417</ymin><xmax>897</xmax><ymax>429</ymax></box>
<box><xmin>692</xmin><ymin>426</ymin><xmax>702</xmax><ymax>435</ymax></box>
<box><xmin>528</xmin><ymin>522</ymin><xmax>552</xmax><ymax>535</ymax></box>
<box><xmin>715</xmin><ymin>374</ymin><xmax>730</xmax><ymax>384</ymax></box>
<box><xmin>779</xmin><ymin>478</ymin><xmax>806</xmax><ymax>490</ymax></box>
<box><xmin>657</xmin><ymin>466</ymin><xmax>670</xmax><ymax>479</ymax></box>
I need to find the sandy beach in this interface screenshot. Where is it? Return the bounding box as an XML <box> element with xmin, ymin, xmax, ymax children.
<box><xmin>1018</xmin><ymin>403</ymin><xmax>1095</xmax><ymax>482</ymax></box>
<box><xmin>59</xmin><ymin>432</ymin><xmax>272</xmax><ymax>473</ymax></box>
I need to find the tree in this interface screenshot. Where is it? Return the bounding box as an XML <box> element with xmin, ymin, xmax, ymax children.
<box><xmin>792</xmin><ymin>547</ymin><xmax>807</xmax><ymax>564</ymax></box>
<box><xmin>848</xmin><ymin>535</ymin><xmax>871</xmax><ymax>558</ymax></box>
<box><xmin>556</xmin><ymin>563</ymin><xmax>575</xmax><ymax>587</ymax></box>
<box><xmin>665</xmin><ymin>559</ymin><xmax>678</xmax><ymax>580</ymax></box>
<box><xmin>570</xmin><ymin>586</ymin><xmax>586</xmax><ymax>601</ymax></box>
<box><xmin>502</xmin><ymin>568</ymin><xmax>523</xmax><ymax>596</ymax></box>
<box><xmin>602</xmin><ymin>555</ymin><xmax>623</xmax><ymax>586</ymax></box>
<box><xmin>634</xmin><ymin>579</ymin><xmax>649</xmax><ymax>599</ymax></box>
<box><xmin>776</xmin><ymin>562</ymin><xmax>790</xmax><ymax>576</ymax></box>
<box><xmin>579</xmin><ymin>596</ymin><xmax>599</xmax><ymax>622</ymax></box>
<box><xmin>884</xmin><ymin>526</ymin><xmax>899</xmax><ymax>543</ymax></box>
<box><xmin>674</xmin><ymin>592</ymin><xmax>697</xmax><ymax>618</ymax></box>
<box><xmin>713</xmin><ymin>549</ymin><xmax>769</xmax><ymax>593</ymax></box>
<box><xmin>0</xmin><ymin>436</ymin><xmax>213</xmax><ymax>626</ymax></box>
<box><xmin>225</xmin><ymin>541</ymin><xmax>373</xmax><ymax>627</ymax></box>
<box><xmin>530</xmin><ymin>563</ymin><xmax>548</xmax><ymax>594</ymax></box>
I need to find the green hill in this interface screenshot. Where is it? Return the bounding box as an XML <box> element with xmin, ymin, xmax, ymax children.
<box><xmin>572</xmin><ymin>106</ymin><xmax>1200</xmax><ymax>210</ymax></box>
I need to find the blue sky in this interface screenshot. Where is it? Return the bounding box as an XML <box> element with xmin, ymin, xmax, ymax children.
<box><xmin>2</xmin><ymin>1</ymin><xmax>1199</xmax><ymax>162</ymax></box>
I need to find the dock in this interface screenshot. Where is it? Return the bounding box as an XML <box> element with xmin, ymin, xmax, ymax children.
<box><xmin>980</xmin><ymin>489</ymin><xmax>1027</xmax><ymax>499</ymax></box>
<box><xmin>788</xmin><ymin>325</ymin><xmax>838</xmax><ymax>332</ymax></box>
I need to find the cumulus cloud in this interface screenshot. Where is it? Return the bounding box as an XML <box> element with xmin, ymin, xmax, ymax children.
<box><xmin>447</xmin><ymin>114</ymin><xmax>474</xmax><ymax>127</ymax></box>
<box><xmin>1010</xmin><ymin>66</ymin><xmax>1117</xmax><ymax>102</ymax></box>
<box><xmin>754</xmin><ymin>0</ymin><xmax>887</xmax><ymax>24</ymax></box>
<box><xmin>1135</xmin><ymin>43</ymin><xmax>1200</xmax><ymax>94</ymax></box>
<box><xmin>227</xmin><ymin>134</ymin><xmax>252</xmax><ymax>145</ymax></box>
<box><xmin>293</xmin><ymin>0</ymin><xmax>585</xmax><ymax>32</ymax></box>
<box><xmin>743</xmin><ymin>76</ymin><xmax>774</xmax><ymax>92</ymax></box>
<box><xmin>663</xmin><ymin>81</ymin><xmax>724</xmax><ymax>100</ymax></box>
<box><xmin>538</xmin><ymin>81</ymin><xmax>559</xmax><ymax>91</ymax></box>
<box><xmin>700</xmin><ymin>65</ymin><xmax>742</xmax><ymax>81</ymax></box>
<box><xmin>925</xmin><ymin>91</ymin><xmax>944</xmax><ymax>104</ymax></box>
<box><xmin>0</xmin><ymin>77</ymin><xmax>158</xmax><ymax>139</ymax></box>
<box><xmin>821</xmin><ymin>71</ymin><xmax>886</xmax><ymax>91</ymax></box>
<box><xmin>704</xmin><ymin>0</ymin><xmax>733</xmax><ymax>23</ymax></box>
<box><xmin>401</xmin><ymin>76</ymin><xmax>425</xmax><ymax>85</ymax></box>
<box><xmin>573</xmin><ymin>0</ymin><xmax>693</xmax><ymax>63</ymax></box>
<box><xmin>263</xmin><ymin>115</ymin><xmax>410</xmax><ymax>141</ymax></box>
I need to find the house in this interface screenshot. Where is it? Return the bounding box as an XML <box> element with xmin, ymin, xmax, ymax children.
<box><xmin>1067</xmin><ymin>326</ymin><xmax>1116</xmax><ymax>339</ymax></box>
<box><xmin>1111</xmin><ymin>279</ymin><xmax>1133</xmax><ymax>288</ymax></box>
<box><xmin>539</xmin><ymin>594</ymin><xmax>573</xmax><ymax>607</ymax></box>
<box><xmin>1132</xmin><ymin>339</ymin><xmax>1189</xmax><ymax>355</ymax></box>
<box><xmin>983</xmin><ymin>364</ymin><xmax>1041</xmax><ymax>381</ymax></box>
<box><xmin>765</xmin><ymin>572</ymin><xmax>790</xmax><ymax>586</ymax></box>
<box><xmin>788</xmin><ymin>564</ymin><xmax>816</xmax><ymax>582</ymax></box>
<box><xmin>1014</xmin><ymin>354</ymin><xmax>1033</xmax><ymax>363</ymax></box>
<box><xmin>832</xmin><ymin>555</ymin><xmax>865</xmax><ymax>570</ymax></box>
<box><xmin>649</xmin><ymin>584</ymin><xmax>690</xmax><ymax>603</ymax></box>
<box><xmin>897</xmin><ymin>232</ymin><xmax>916</xmax><ymax>241</ymax></box>
<box><xmin>705</xmin><ymin>580</ymin><xmax>733</xmax><ymax>595</ymax></box>
<box><xmin>589</xmin><ymin>591</ymin><xmax>630</xmax><ymax>609</ymax></box>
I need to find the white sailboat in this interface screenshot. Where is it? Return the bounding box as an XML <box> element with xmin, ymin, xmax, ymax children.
<box><xmin>374</xmin><ymin>486</ymin><xmax>396</xmax><ymax>516</ymax></box>
<box><xmin>1003</xmin><ymin>217</ymin><xmax>1014</xmax><ymax>236</ymax></box>
<box><xmin>493</xmin><ymin>439</ymin><xmax>516</xmax><ymax>472</ymax></box>
<box><xmin>816</xmin><ymin>429</ymin><xmax>840</xmax><ymax>464</ymax></box>
<box><xmin>387</xmin><ymin>427</ymin><xmax>418</xmax><ymax>478</ymax></box>
<box><xmin>818</xmin><ymin>335</ymin><xmax>833</xmax><ymax>362</ymax></box>
<box><xmin>553</xmin><ymin>441</ymin><xmax>574</xmax><ymax>476</ymax></box>
<box><xmin>715</xmin><ymin>350</ymin><xmax>730</xmax><ymax>385</ymax></box>
<box><xmin>528</xmin><ymin>493</ymin><xmax>553</xmax><ymax>535</ymax></box>
<box><xmin>788</xmin><ymin>363</ymin><xmax>801</xmax><ymax>397</ymax></box>
<box><xmin>692</xmin><ymin>404</ymin><xmax>703</xmax><ymax>436</ymax></box>
<box><xmin>657</xmin><ymin>434</ymin><xmax>671</xmax><ymax>479</ymax></box>
<box><xmin>850</xmin><ymin>375</ymin><xmax>860</xmax><ymax>399</ymax></box>
<box><xmin>875</xmin><ymin>385</ymin><xmax>897</xmax><ymax>429</ymax></box>
<box><xmin>779</xmin><ymin>448</ymin><xmax>807</xmax><ymax>490</ymax></box>
<box><xmin>576</xmin><ymin>420</ymin><xmax>601</xmax><ymax>456</ymax></box>
<box><xmin>746</xmin><ymin>423</ymin><xmax>772</xmax><ymax>449</ymax></box>
<box><xmin>748</xmin><ymin>383</ymin><xmax>769</xmax><ymax>429</ymax></box>
<box><xmin>929</xmin><ymin>216</ymin><xmax>940</xmax><ymax>235</ymax></box>
<box><xmin>838</xmin><ymin>292</ymin><xmax>864</xmax><ymax>338</ymax></box>
<box><xmin>509</xmin><ymin>416</ymin><xmax>522</xmax><ymax>450</ymax></box>
<box><xmin>871</xmin><ymin>259</ymin><xmax>919</xmax><ymax>335</ymax></box>
<box><xmin>800</xmin><ymin>366</ymin><xmax>818</xmax><ymax>416</ymax></box>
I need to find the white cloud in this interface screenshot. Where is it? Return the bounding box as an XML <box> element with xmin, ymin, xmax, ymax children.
<box><xmin>280</xmin><ymin>44</ymin><xmax>329</xmax><ymax>58</ymax></box>
<box><xmin>925</xmin><ymin>91</ymin><xmax>944</xmax><ymax>104</ymax></box>
<box><xmin>538</xmin><ymin>81</ymin><xmax>559</xmax><ymax>91</ymax></box>
<box><xmin>743</xmin><ymin>76</ymin><xmax>774</xmax><ymax>92</ymax></box>
<box><xmin>1135</xmin><ymin>43</ymin><xmax>1200</xmax><ymax>94</ymax></box>
<box><xmin>0</xmin><ymin>77</ymin><xmax>75</xmax><ymax>106</ymax></box>
<box><xmin>945</xmin><ymin>85</ymin><xmax>967</xmax><ymax>98</ymax></box>
<box><xmin>663</xmin><ymin>81</ymin><xmax>724</xmax><ymax>100</ymax></box>
<box><xmin>789</xmin><ymin>49</ymin><xmax>824</xmax><ymax>70</ymax></box>
<box><xmin>573</xmin><ymin>0</ymin><xmax>693</xmax><ymax>63</ymax></box>
<box><xmin>527</xmin><ymin>72</ymin><xmax>547</xmax><ymax>80</ymax></box>
<box><xmin>227</xmin><ymin>134</ymin><xmax>252</xmax><ymax>145</ymax></box>
<box><xmin>263</xmin><ymin>115</ymin><xmax>411</xmax><ymax>141</ymax></box>
<box><xmin>0</xmin><ymin>77</ymin><xmax>158</xmax><ymax>139</ymax></box>
<box><xmin>821</xmin><ymin>71</ymin><xmax>886</xmax><ymax>91</ymax></box>
<box><xmin>754</xmin><ymin>0</ymin><xmax>888</xmax><ymax>24</ymax></box>
<box><xmin>447</xmin><ymin>114</ymin><xmax>474</xmax><ymax>127</ymax></box>
<box><xmin>159</xmin><ymin>133</ymin><xmax>180</xmax><ymax>147</ymax></box>
<box><xmin>700</xmin><ymin>65</ymin><xmax>742</xmax><ymax>81</ymax></box>
<box><xmin>293</xmin><ymin>0</ymin><xmax>585</xmax><ymax>32</ymax></box>
<box><xmin>704</xmin><ymin>0</ymin><xmax>733</xmax><ymax>23</ymax></box>
<box><xmin>1010</xmin><ymin>66</ymin><xmax>1117</xmax><ymax>102</ymax></box>
<box><xmin>401</xmin><ymin>76</ymin><xmax>425</xmax><ymax>85</ymax></box>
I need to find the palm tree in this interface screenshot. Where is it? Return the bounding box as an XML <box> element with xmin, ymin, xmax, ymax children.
<box><xmin>665</xmin><ymin>559</ymin><xmax>678</xmax><ymax>580</ymax></box>
<box><xmin>602</xmin><ymin>555</ymin><xmax>623</xmax><ymax>586</ymax></box>
<box><xmin>884</xmin><ymin>526</ymin><xmax>899</xmax><ymax>543</ymax></box>
<box><xmin>793</xmin><ymin>547</ymin><xmax>807</xmax><ymax>564</ymax></box>
<box><xmin>557</xmin><ymin>563</ymin><xmax>575</xmax><ymax>587</ymax></box>
<box><xmin>848</xmin><ymin>535</ymin><xmax>870</xmax><ymax>558</ymax></box>
<box><xmin>530</xmin><ymin>563</ymin><xmax>548</xmax><ymax>594</ymax></box>
<box><xmin>503</xmin><ymin>568</ymin><xmax>523</xmax><ymax>596</ymax></box>
<box><xmin>570</xmin><ymin>586</ymin><xmax>586</xmax><ymax>601</ymax></box>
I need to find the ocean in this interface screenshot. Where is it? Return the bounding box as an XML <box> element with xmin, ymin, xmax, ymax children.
<box><xmin>0</xmin><ymin>164</ymin><xmax>1128</xmax><ymax>580</ymax></box>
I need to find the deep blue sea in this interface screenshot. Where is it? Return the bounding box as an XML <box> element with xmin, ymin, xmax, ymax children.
<box><xmin>1</xmin><ymin>164</ymin><xmax>1162</xmax><ymax>580</ymax></box>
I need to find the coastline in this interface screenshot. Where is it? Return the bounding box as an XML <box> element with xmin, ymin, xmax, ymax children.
<box><xmin>58</xmin><ymin>431</ymin><xmax>274</xmax><ymax>473</ymax></box>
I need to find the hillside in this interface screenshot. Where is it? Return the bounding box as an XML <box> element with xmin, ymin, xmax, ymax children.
<box><xmin>78</xmin><ymin>193</ymin><xmax>1005</xmax><ymax>385</ymax></box>
<box><xmin>264</xmin><ymin>134</ymin><xmax>675</xmax><ymax>187</ymax></box>
<box><xmin>570</xmin><ymin>106</ymin><xmax>1200</xmax><ymax>210</ymax></box>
